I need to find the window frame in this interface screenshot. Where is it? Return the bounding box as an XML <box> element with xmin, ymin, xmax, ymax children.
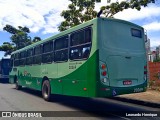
<box><xmin>42</xmin><ymin>41</ymin><xmax>54</xmax><ymax>64</ymax></box>
<box><xmin>19</xmin><ymin>51</ymin><xmax>26</xmax><ymax>66</ymax></box>
<box><xmin>131</xmin><ymin>28</ymin><xmax>142</xmax><ymax>38</ymax></box>
<box><xmin>33</xmin><ymin>45</ymin><xmax>42</xmax><ymax>65</ymax></box>
<box><xmin>54</xmin><ymin>35</ymin><xmax>69</xmax><ymax>63</ymax></box>
<box><xmin>69</xmin><ymin>27</ymin><xmax>92</xmax><ymax>61</ymax></box>
<box><xmin>26</xmin><ymin>48</ymin><xmax>33</xmax><ymax>65</ymax></box>
<box><xmin>14</xmin><ymin>53</ymin><xmax>20</xmax><ymax>66</ymax></box>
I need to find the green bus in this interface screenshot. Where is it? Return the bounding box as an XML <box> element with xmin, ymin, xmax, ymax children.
<box><xmin>9</xmin><ymin>18</ymin><xmax>148</xmax><ymax>101</ymax></box>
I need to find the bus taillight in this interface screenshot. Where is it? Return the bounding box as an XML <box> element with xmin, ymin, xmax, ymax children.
<box><xmin>102</xmin><ymin>71</ymin><xmax>107</xmax><ymax>76</ymax></box>
<box><xmin>101</xmin><ymin>64</ymin><xmax>106</xmax><ymax>69</ymax></box>
<box><xmin>100</xmin><ymin>62</ymin><xmax>109</xmax><ymax>85</ymax></box>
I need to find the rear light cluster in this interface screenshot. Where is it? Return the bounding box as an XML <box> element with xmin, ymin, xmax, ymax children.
<box><xmin>144</xmin><ymin>65</ymin><xmax>147</xmax><ymax>81</ymax></box>
<box><xmin>101</xmin><ymin>64</ymin><xmax>107</xmax><ymax>76</ymax></box>
<box><xmin>100</xmin><ymin>63</ymin><xmax>109</xmax><ymax>84</ymax></box>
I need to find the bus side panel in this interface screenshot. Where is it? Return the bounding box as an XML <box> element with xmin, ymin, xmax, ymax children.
<box><xmin>50</xmin><ymin>51</ymin><xmax>98</xmax><ymax>97</ymax></box>
<box><xmin>51</xmin><ymin>78</ymin><xmax>62</xmax><ymax>94</ymax></box>
<box><xmin>86</xmin><ymin>50</ymin><xmax>99</xmax><ymax>97</ymax></box>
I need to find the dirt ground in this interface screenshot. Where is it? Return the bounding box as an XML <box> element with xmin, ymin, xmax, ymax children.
<box><xmin>118</xmin><ymin>89</ymin><xmax>160</xmax><ymax>103</ymax></box>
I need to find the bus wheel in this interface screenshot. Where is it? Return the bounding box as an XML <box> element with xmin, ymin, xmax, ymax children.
<box><xmin>15</xmin><ymin>79</ymin><xmax>22</xmax><ymax>90</ymax></box>
<box><xmin>42</xmin><ymin>80</ymin><xmax>51</xmax><ymax>101</ymax></box>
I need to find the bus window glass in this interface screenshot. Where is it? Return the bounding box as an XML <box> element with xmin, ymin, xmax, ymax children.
<box><xmin>54</xmin><ymin>36</ymin><xmax>68</xmax><ymax>62</ymax></box>
<box><xmin>55</xmin><ymin>36</ymin><xmax>68</xmax><ymax>50</ymax></box>
<box><xmin>27</xmin><ymin>49</ymin><xmax>33</xmax><ymax>57</ymax></box>
<box><xmin>20</xmin><ymin>51</ymin><xmax>26</xmax><ymax>59</ymax></box>
<box><xmin>43</xmin><ymin>41</ymin><xmax>53</xmax><ymax>53</ymax></box>
<box><xmin>19</xmin><ymin>51</ymin><xmax>26</xmax><ymax>66</ymax></box>
<box><xmin>54</xmin><ymin>49</ymin><xmax>68</xmax><ymax>62</ymax></box>
<box><xmin>34</xmin><ymin>45</ymin><xmax>42</xmax><ymax>55</ymax></box>
<box><xmin>42</xmin><ymin>53</ymin><xmax>53</xmax><ymax>63</ymax></box>
<box><xmin>26</xmin><ymin>49</ymin><xmax>33</xmax><ymax>65</ymax></box>
<box><xmin>70</xmin><ymin>44</ymin><xmax>90</xmax><ymax>60</ymax></box>
<box><xmin>42</xmin><ymin>41</ymin><xmax>53</xmax><ymax>63</ymax></box>
<box><xmin>85</xmin><ymin>28</ymin><xmax>91</xmax><ymax>43</ymax></box>
<box><xmin>14</xmin><ymin>53</ymin><xmax>19</xmax><ymax>66</ymax></box>
<box><xmin>131</xmin><ymin>28</ymin><xmax>142</xmax><ymax>38</ymax></box>
<box><xmin>70</xmin><ymin>27</ymin><xmax>92</xmax><ymax>60</ymax></box>
<box><xmin>33</xmin><ymin>45</ymin><xmax>42</xmax><ymax>64</ymax></box>
<box><xmin>15</xmin><ymin>53</ymin><xmax>19</xmax><ymax>60</ymax></box>
<box><xmin>70</xmin><ymin>30</ymin><xmax>85</xmax><ymax>46</ymax></box>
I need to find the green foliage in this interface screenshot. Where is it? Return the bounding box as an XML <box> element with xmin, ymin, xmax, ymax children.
<box><xmin>58</xmin><ymin>0</ymin><xmax>97</xmax><ymax>31</ymax></box>
<box><xmin>101</xmin><ymin>0</ymin><xmax>155</xmax><ymax>17</ymax></box>
<box><xmin>32</xmin><ymin>37</ymin><xmax>41</xmax><ymax>43</ymax></box>
<box><xmin>0</xmin><ymin>42</ymin><xmax>15</xmax><ymax>56</ymax></box>
<box><xmin>0</xmin><ymin>25</ymin><xmax>41</xmax><ymax>56</ymax></box>
<box><xmin>59</xmin><ymin>0</ymin><xmax>156</xmax><ymax>31</ymax></box>
<box><xmin>153</xmin><ymin>57</ymin><xmax>160</xmax><ymax>62</ymax></box>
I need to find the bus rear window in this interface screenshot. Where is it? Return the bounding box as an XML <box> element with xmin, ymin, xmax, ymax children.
<box><xmin>131</xmin><ymin>28</ymin><xmax>142</xmax><ymax>38</ymax></box>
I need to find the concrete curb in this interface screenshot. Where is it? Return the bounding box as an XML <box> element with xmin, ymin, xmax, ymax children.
<box><xmin>110</xmin><ymin>97</ymin><xmax>160</xmax><ymax>108</ymax></box>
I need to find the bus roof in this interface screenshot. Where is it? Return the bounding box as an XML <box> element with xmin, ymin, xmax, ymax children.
<box><xmin>11</xmin><ymin>17</ymin><xmax>143</xmax><ymax>54</ymax></box>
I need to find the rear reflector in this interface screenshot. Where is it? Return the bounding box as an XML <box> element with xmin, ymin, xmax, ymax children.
<box><xmin>144</xmin><ymin>71</ymin><xmax>147</xmax><ymax>74</ymax></box>
<box><xmin>144</xmin><ymin>66</ymin><xmax>147</xmax><ymax>69</ymax></box>
<box><xmin>83</xmin><ymin>88</ymin><xmax>87</xmax><ymax>91</ymax></box>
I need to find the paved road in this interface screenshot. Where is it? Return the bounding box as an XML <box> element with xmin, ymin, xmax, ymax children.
<box><xmin>0</xmin><ymin>82</ymin><xmax>159</xmax><ymax>120</ymax></box>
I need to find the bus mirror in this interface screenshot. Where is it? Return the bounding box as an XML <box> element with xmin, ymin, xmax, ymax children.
<box><xmin>144</xmin><ymin>35</ymin><xmax>148</xmax><ymax>43</ymax></box>
<box><xmin>144</xmin><ymin>29</ymin><xmax>148</xmax><ymax>43</ymax></box>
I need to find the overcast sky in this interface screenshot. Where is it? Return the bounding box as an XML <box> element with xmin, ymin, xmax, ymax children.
<box><xmin>0</xmin><ymin>0</ymin><xmax>160</xmax><ymax>58</ymax></box>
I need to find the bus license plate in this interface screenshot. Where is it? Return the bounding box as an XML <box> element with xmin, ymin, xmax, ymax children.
<box><xmin>123</xmin><ymin>80</ymin><xmax>132</xmax><ymax>85</ymax></box>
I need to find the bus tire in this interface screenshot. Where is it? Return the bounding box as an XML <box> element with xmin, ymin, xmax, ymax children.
<box><xmin>15</xmin><ymin>78</ymin><xmax>22</xmax><ymax>90</ymax></box>
<box><xmin>42</xmin><ymin>80</ymin><xmax>51</xmax><ymax>101</ymax></box>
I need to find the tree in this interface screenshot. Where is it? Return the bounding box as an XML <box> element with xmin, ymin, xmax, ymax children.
<box><xmin>153</xmin><ymin>57</ymin><xmax>160</xmax><ymax>62</ymax></box>
<box><xmin>58</xmin><ymin>0</ymin><xmax>97</xmax><ymax>31</ymax></box>
<box><xmin>32</xmin><ymin>37</ymin><xmax>41</xmax><ymax>43</ymax></box>
<box><xmin>59</xmin><ymin>0</ymin><xmax>156</xmax><ymax>31</ymax></box>
<box><xmin>0</xmin><ymin>42</ymin><xmax>14</xmax><ymax>56</ymax></box>
<box><xmin>0</xmin><ymin>25</ymin><xmax>41</xmax><ymax>56</ymax></box>
<box><xmin>101</xmin><ymin>0</ymin><xmax>155</xmax><ymax>17</ymax></box>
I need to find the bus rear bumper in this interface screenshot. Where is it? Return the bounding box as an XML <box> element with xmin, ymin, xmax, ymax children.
<box><xmin>97</xmin><ymin>81</ymin><xmax>147</xmax><ymax>97</ymax></box>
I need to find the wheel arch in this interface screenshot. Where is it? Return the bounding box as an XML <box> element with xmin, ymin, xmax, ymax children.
<box><xmin>41</xmin><ymin>76</ymin><xmax>50</xmax><ymax>89</ymax></box>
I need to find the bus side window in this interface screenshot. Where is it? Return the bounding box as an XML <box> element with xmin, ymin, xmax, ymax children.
<box><xmin>69</xmin><ymin>27</ymin><xmax>92</xmax><ymax>60</ymax></box>
<box><xmin>85</xmin><ymin>28</ymin><xmax>91</xmax><ymax>43</ymax></box>
<box><xmin>82</xmin><ymin>46</ymin><xmax>90</xmax><ymax>58</ymax></box>
<box><xmin>26</xmin><ymin>49</ymin><xmax>33</xmax><ymax>65</ymax></box>
<box><xmin>19</xmin><ymin>51</ymin><xmax>26</xmax><ymax>66</ymax></box>
<box><xmin>54</xmin><ymin>35</ymin><xmax>68</xmax><ymax>62</ymax></box>
<box><xmin>14</xmin><ymin>53</ymin><xmax>19</xmax><ymax>66</ymax></box>
<box><xmin>70</xmin><ymin>48</ymin><xmax>81</xmax><ymax>60</ymax></box>
<box><xmin>33</xmin><ymin>45</ymin><xmax>42</xmax><ymax>65</ymax></box>
<box><xmin>42</xmin><ymin>41</ymin><xmax>53</xmax><ymax>63</ymax></box>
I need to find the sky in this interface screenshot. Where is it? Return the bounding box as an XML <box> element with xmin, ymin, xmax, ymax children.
<box><xmin>0</xmin><ymin>0</ymin><xmax>160</xmax><ymax>59</ymax></box>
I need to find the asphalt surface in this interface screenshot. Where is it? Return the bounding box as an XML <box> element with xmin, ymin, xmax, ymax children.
<box><xmin>0</xmin><ymin>82</ymin><xmax>160</xmax><ymax>120</ymax></box>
